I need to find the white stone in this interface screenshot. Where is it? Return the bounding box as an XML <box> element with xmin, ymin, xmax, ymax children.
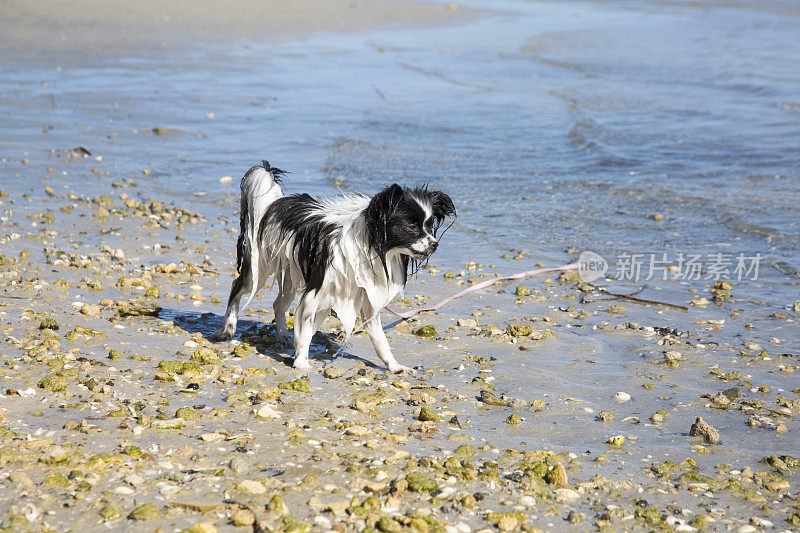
<box><xmin>124</xmin><ymin>474</ymin><xmax>144</xmax><ymax>488</ymax></box>
<box><xmin>314</xmin><ymin>515</ymin><xmax>331</xmax><ymax>528</ymax></box>
<box><xmin>555</xmin><ymin>488</ymin><xmax>580</xmax><ymax>503</ymax></box>
<box><xmin>237</xmin><ymin>479</ymin><xmax>267</xmax><ymax>494</ymax></box>
<box><xmin>345</xmin><ymin>425</ymin><xmax>369</xmax><ymax>436</ymax></box>
<box><xmin>614</xmin><ymin>391</ymin><xmax>631</xmax><ymax>403</ymax></box>
<box><xmin>254</xmin><ymin>405</ymin><xmax>281</xmax><ymax>419</ymax></box>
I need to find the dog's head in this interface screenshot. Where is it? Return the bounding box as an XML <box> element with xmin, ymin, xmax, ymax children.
<box><xmin>365</xmin><ymin>184</ymin><xmax>456</xmax><ymax>270</ymax></box>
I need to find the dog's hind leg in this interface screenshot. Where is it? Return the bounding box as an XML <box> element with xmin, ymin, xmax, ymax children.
<box><xmin>214</xmin><ymin>259</ymin><xmax>269</xmax><ymax>341</ymax></box>
<box><xmin>291</xmin><ymin>291</ymin><xmax>322</xmax><ymax>371</ymax></box>
<box><xmin>210</xmin><ymin>274</ymin><xmax>252</xmax><ymax>341</ymax></box>
<box><xmin>272</xmin><ymin>272</ymin><xmax>295</xmax><ymax>347</ymax></box>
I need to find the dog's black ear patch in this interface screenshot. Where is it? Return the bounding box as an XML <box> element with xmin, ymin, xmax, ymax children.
<box><xmin>364</xmin><ymin>183</ymin><xmax>404</xmax><ymax>274</ymax></box>
<box><xmin>428</xmin><ymin>190</ymin><xmax>456</xmax><ymax>225</ymax></box>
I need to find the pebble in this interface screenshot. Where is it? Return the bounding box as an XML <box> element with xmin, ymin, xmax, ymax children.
<box><xmin>345</xmin><ymin>425</ymin><xmax>369</xmax><ymax>436</ymax></box>
<box><xmin>237</xmin><ymin>479</ymin><xmax>267</xmax><ymax>494</ymax></box>
<box><xmin>418</xmin><ymin>407</ymin><xmax>441</xmax><ymax>422</ymax></box>
<box><xmin>614</xmin><ymin>391</ymin><xmax>631</xmax><ymax>403</ymax></box>
<box><xmin>457</xmin><ymin>318</ymin><xmax>478</xmax><ymax>328</ymax></box>
<box><xmin>598</xmin><ymin>410</ymin><xmax>614</xmax><ymax>421</ymax></box>
<box><xmin>506</xmin><ymin>323</ymin><xmax>533</xmax><ymax>337</ymax></box>
<box><xmin>567</xmin><ymin>511</ymin><xmax>584</xmax><ymax>524</ymax></box>
<box><xmin>99</xmin><ymin>503</ymin><xmax>120</xmax><ymax>520</ymax></box>
<box><xmin>413</xmin><ymin>325</ymin><xmax>437</xmax><ymax>337</ymax></box>
<box><xmin>79</xmin><ymin>304</ymin><xmax>101</xmax><ymax>316</ymax></box>
<box><xmin>220</xmin><ymin>176</ymin><xmax>233</xmax><ymax>184</ymax></box>
<box><xmin>152</xmin><ymin>418</ymin><xmax>184</xmax><ymax>429</ymax></box>
<box><xmin>326</xmin><ymin>500</ymin><xmax>349</xmax><ymax>516</ymax></box>
<box><xmin>690</xmin><ymin>417</ymin><xmax>720</xmax><ymax>444</ymax></box>
<box><xmin>313</xmin><ymin>515</ymin><xmax>332</xmax><ymax>528</ymax></box>
<box><xmin>42</xmin><ymin>446</ymin><xmax>69</xmax><ymax>464</ymax></box>
<box><xmin>9</xmin><ymin>472</ymin><xmax>34</xmax><ymax>491</ymax></box>
<box><xmin>497</xmin><ymin>515</ymin><xmax>518</xmax><ymax>531</ymax></box>
<box><xmin>229</xmin><ymin>456</ymin><xmax>250</xmax><ymax>474</ymax></box>
<box><xmin>254</xmin><ymin>404</ymin><xmax>281</xmax><ymax>419</ymax></box>
<box><xmin>124</xmin><ymin>473</ymin><xmax>145</xmax><ymax>488</ymax></box>
<box><xmin>233</xmin><ymin>509</ymin><xmax>255</xmax><ymax>526</ymax></box>
<box><xmin>127</xmin><ymin>503</ymin><xmax>159</xmax><ymax>521</ymax></box>
<box><xmin>200</xmin><ymin>432</ymin><xmax>225</xmax><ymax>442</ymax></box>
<box><xmin>323</xmin><ymin>366</ymin><xmax>343</xmax><ymax>379</ymax></box>
<box><xmin>555</xmin><ymin>488</ymin><xmax>581</xmax><ymax>503</ymax></box>
<box><xmin>545</xmin><ymin>463</ymin><xmax>569</xmax><ymax>486</ymax></box>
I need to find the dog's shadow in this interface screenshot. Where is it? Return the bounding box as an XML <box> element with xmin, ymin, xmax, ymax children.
<box><xmin>159</xmin><ymin>308</ymin><xmax>384</xmax><ymax>371</ymax></box>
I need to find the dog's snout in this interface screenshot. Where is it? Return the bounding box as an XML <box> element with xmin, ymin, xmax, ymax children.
<box><xmin>429</xmin><ymin>241</ymin><xmax>438</xmax><ymax>252</ymax></box>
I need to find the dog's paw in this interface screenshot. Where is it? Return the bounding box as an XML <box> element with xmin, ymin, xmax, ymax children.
<box><xmin>292</xmin><ymin>358</ymin><xmax>312</xmax><ymax>371</ymax></box>
<box><xmin>208</xmin><ymin>326</ymin><xmax>233</xmax><ymax>343</ymax></box>
<box><xmin>277</xmin><ymin>331</ymin><xmax>294</xmax><ymax>348</ymax></box>
<box><xmin>388</xmin><ymin>363</ymin><xmax>415</xmax><ymax>374</ymax></box>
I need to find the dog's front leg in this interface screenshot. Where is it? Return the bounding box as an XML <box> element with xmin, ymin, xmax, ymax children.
<box><xmin>362</xmin><ymin>305</ymin><xmax>414</xmax><ymax>374</ymax></box>
<box><xmin>291</xmin><ymin>292</ymin><xmax>320</xmax><ymax>371</ymax></box>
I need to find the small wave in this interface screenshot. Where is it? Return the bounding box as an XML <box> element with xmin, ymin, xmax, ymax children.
<box><xmin>770</xmin><ymin>260</ymin><xmax>800</xmax><ymax>278</ymax></box>
<box><xmin>719</xmin><ymin>213</ymin><xmax>782</xmax><ymax>238</ymax></box>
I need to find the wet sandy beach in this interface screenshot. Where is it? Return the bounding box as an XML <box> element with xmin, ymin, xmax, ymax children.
<box><xmin>1</xmin><ymin>0</ymin><xmax>800</xmax><ymax>531</ymax></box>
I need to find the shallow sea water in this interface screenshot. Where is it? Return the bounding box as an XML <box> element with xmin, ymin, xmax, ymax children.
<box><xmin>4</xmin><ymin>0</ymin><xmax>799</xmax><ymax>289</ymax></box>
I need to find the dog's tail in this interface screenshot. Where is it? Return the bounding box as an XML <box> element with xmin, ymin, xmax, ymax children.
<box><xmin>237</xmin><ymin>160</ymin><xmax>285</xmax><ymax>310</ymax></box>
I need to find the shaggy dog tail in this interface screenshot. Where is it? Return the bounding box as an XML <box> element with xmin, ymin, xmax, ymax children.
<box><xmin>236</xmin><ymin>160</ymin><xmax>285</xmax><ymax>310</ymax></box>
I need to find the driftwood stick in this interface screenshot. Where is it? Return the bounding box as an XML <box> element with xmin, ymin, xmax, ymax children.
<box><xmin>588</xmin><ymin>286</ymin><xmax>688</xmax><ymax>311</ymax></box>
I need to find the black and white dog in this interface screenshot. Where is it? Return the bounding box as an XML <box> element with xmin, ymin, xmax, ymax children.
<box><xmin>214</xmin><ymin>161</ymin><xmax>455</xmax><ymax>373</ymax></box>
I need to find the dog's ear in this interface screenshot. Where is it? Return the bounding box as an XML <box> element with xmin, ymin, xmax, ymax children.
<box><xmin>365</xmin><ymin>184</ymin><xmax>404</xmax><ymax>272</ymax></box>
<box><xmin>368</xmin><ymin>183</ymin><xmax>403</xmax><ymax>221</ymax></box>
<box><xmin>427</xmin><ymin>190</ymin><xmax>456</xmax><ymax>225</ymax></box>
